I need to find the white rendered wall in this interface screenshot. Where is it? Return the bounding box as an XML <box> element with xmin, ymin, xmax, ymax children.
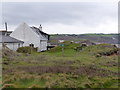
<box><xmin>2</xmin><ymin>43</ymin><xmax>23</xmax><ymax>51</ymax></box>
<box><xmin>39</xmin><ymin>40</ymin><xmax>48</xmax><ymax>51</ymax></box>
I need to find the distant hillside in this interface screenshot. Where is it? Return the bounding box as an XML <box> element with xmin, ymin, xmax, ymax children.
<box><xmin>49</xmin><ymin>34</ymin><xmax>119</xmax><ymax>44</ymax></box>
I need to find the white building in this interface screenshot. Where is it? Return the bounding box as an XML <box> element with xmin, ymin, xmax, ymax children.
<box><xmin>0</xmin><ymin>32</ymin><xmax>24</xmax><ymax>51</ymax></box>
<box><xmin>10</xmin><ymin>22</ymin><xmax>49</xmax><ymax>52</ymax></box>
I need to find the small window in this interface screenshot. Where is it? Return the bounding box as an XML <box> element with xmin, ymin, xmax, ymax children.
<box><xmin>18</xmin><ymin>43</ymin><xmax>20</xmax><ymax>47</ymax></box>
<box><xmin>29</xmin><ymin>43</ymin><xmax>34</xmax><ymax>47</ymax></box>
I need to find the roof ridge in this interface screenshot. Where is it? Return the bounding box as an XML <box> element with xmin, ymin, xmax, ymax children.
<box><xmin>30</xmin><ymin>26</ymin><xmax>49</xmax><ymax>35</ymax></box>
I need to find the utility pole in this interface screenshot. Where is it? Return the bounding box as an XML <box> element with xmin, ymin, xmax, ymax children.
<box><xmin>90</xmin><ymin>45</ymin><xmax>92</xmax><ymax>56</ymax></box>
<box><xmin>90</xmin><ymin>41</ymin><xmax>92</xmax><ymax>56</ymax></box>
<box><xmin>61</xmin><ymin>44</ymin><xmax>64</xmax><ymax>57</ymax></box>
<box><xmin>59</xmin><ymin>40</ymin><xmax>65</xmax><ymax>57</ymax></box>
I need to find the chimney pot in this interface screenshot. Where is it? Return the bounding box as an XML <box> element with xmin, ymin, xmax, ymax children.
<box><xmin>39</xmin><ymin>24</ymin><xmax>42</xmax><ymax>31</ymax></box>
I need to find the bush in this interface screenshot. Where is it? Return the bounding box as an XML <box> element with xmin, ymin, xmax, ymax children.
<box><xmin>74</xmin><ymin>44</ymin><xmax>87</xmax><ymax>51</ymax></box>
<box><xmin>17</xmin><ymin>46</ymin><xmax>33</xmax><ymax>53</ymax></box>
<box><xmin>95</xmin><ymin>47</ymin><xmax>118</xmax><ymax>57</ymax></box>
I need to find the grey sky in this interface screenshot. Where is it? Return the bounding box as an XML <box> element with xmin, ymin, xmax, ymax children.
<box><xmin>1</xmin><ymin>2</ymin><xmax>118</xmax><ymax>34</ymax></box>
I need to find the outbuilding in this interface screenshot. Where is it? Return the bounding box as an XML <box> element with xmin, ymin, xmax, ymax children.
<box><xmin>0</xmin><ymin>35</ymin><xmax>24</xmax><ymax>51</ymax></box>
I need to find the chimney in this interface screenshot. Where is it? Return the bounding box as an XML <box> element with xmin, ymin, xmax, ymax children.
<box><xmin>5</xmin><ymin>22</ymin><xmax>7</xmax><ymax>31</ymax></box>
<box><xmin>39</xmin><ymin>24</ymin><xmax>42</xmax><ymax>31</ymax></box>
<box><xmin>5</xmin><ymin>22</ymin><xmax>7</xmax><ymax>36</ymax></box>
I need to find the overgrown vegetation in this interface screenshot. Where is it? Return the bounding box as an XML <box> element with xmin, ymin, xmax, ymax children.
<box><xmin>2</xmin><ymin>41</ymin><xmax>119</xmax><ymax>88</ymax></box>
<box><xmin>17</xmin><ymin>46</ymin><xmax>37</xmax><ymax>53</ymax></box>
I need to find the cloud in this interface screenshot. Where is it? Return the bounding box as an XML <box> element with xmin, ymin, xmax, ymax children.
<box><xmin>43</xmin><ymin>19</ymin><xmax>118</xmax><ymax>34</ymax></box>
<box><xmin>1</xmin><ymin>2</ymin><xmax>118</xmax><ymax>34</ymax></box>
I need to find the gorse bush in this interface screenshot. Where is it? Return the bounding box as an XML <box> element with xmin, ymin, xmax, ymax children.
<box><xmin>96</xmin><ymin>49</ymin><xmax>118</xmax><ymax>56</ymax></box>
<box><xmin>92</xmin><ymin>44</ymin><xmax>119</xmax><ymax>57</ymax></box>
<box><xmin>17</xmin><ymin>46</ymin><xmax>33</xmax><ymax>53</ymax></box>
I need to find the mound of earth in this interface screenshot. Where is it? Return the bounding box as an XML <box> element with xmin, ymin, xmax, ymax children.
<box><xmin>1</xmin><ymin>46</ymin><xmax>20</xmax><ymax>58</ymax></box>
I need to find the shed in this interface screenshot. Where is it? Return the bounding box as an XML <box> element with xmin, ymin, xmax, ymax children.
<box><xmin>0</xmin><ymin>35</ymin><xmax>24</xmax><ymax>51</ymax></box>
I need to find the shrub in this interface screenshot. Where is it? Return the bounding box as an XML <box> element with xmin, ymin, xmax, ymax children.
<box><xmin>96</xmin><ymin>48</ymin><xmax>118</xmax><ymax>57</ymax></box>
<box><xmin>96</xmin><ymin>54</ymin><xmax>101</xmax><ymax>57</ymax></box>
<box><xmin>74</xmin><ymin>44</ymin><xmax>87</xmax><ymax>51</ymax></box>
<box><xmin>17</xmin><ymin>46</ymin><xmax>33</xmax><ymax>53</ymax></box>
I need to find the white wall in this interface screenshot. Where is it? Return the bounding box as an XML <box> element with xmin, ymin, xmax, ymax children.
<box><xmin>7</xmin><ymin>43</ymin><xmax>23</xmax><ymax>51</ymax></box>
<box><xmin>39</xmin><ymin>40</ymin><xmax>48</xmax><ymax>51</ymax></box>
<box><xmin>1</xmin><ymin>43</ymin><xmax>23</xmax><ymax>51</ymax></box>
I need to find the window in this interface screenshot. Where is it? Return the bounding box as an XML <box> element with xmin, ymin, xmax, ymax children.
<box><xmin>29</xmin><ymin>43</ymin><xmax>34</xmax><ymax>47</ymax></box>
<box><xmin>18</xmin><ymin>43</ymin><xmax>20</xmax><ymax>47</ymax></box>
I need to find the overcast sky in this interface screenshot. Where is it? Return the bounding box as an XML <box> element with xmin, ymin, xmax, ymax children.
<box><xmin>1</xmin><ymin>1</ymin><xmax>118</xmax><ymax>34</ymax></box>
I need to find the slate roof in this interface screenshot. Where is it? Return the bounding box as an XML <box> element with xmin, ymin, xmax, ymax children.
<box><xmin>0</xmin><ymin>35</ymin><xmax>24</xmax><ymax>43</ymax></box>
<box><xmin>31</xmin><ymin>26</ymin><xmax>49</xmax><ymax>36</ymax></box>
<box><xmin>30</xmin><ymin>26</ymin><xmax>50</xmax><ymax>40</ymax></box>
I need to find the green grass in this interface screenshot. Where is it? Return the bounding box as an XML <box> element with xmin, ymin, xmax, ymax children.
<box><xmin>2</xmin><ymin>42</ymin><xmax>119</xmax><ymax>88</ymax></box>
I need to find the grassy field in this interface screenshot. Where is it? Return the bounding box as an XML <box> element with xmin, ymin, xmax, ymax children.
<box><xmin>49</xmin><ymin>34</ymin><xmax>119</xmax><ymax>45</ymax></box>
<box><xmin>2</xmin><ymin>42</ymin><xmax>119</xmax><ymax>88</ymax></box>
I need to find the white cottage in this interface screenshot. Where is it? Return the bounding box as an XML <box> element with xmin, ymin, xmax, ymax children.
<box><xmin>10</xmin><ymin>22</ymin><xmax>49</xmax><ymax>52</ymax></box>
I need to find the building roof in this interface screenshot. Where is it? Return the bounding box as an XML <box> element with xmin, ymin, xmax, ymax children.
<box><xmin>30</xmin><ymin>26</ymin><xmax>50</xmax><ymax>40</ymax></box>
<box><xmin>0</xmin><ymin>35</ymin><xmax>24</xmax><ymax>43</ymax></box>
<box><xmin>30</xmin><ymin>26</ymin><xmax>49</xmax><ymax>36</ymax></box>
